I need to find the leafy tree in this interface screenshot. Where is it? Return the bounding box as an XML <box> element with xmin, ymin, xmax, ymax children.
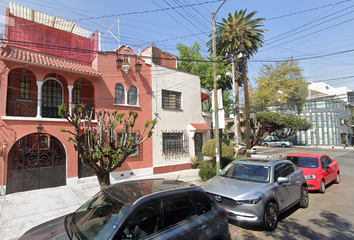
<box><xmin>177</xmin><ymin>42</ymin><xmax>232</xmax><ymax>113</ymax></box>
<box><xmin>252</xmin><ymin>59</ymin><xmax>308</xmax><ymax>114</ymax></box>
<box><xmin>208</xmin><ymin>9</ymin><xmax>267</xmax><ymax>152</ymax></box>
<box><xmin>58</xmin><ymin>104</ymin><xmax>156</xmax><ymax>190</ymax></box>
<box><xmin>273</xmin><ymin>114</ymin><xmax>313</xmax><ymax>140</ymax></box>
<box><xmin>202</xmin><ymin>138</ymin><xmax>235</xmax><ymax>159</ymax></box>
<box><xmin>238</xmin><ymin>112</ymin><xmax>311</xmax><ymax>155</ymax></box>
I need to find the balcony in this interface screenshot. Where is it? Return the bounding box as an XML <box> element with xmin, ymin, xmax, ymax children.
<box><xmin>6</xmin><ymin>99</ymin><xmax>94</xmax><ymax>119</ymax></box>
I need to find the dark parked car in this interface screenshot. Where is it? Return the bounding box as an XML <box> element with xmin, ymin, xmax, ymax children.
<box><xmin>19</xmin><ymin>179</ymin><xmax>230</xmax><ymax>240</ymax></box>
<box><xmin>201</xmin><ymin>158</ymin><xmax>308</xmax><ymax>231</ymax></box>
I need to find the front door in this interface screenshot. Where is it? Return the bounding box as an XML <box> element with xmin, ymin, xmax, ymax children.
<box><xmin>7</xmin><ymin>133</ymin><xmax>66</xmax><ymax>194</ymax></box>
<box><xmin>78</xmin><ymin>134</ymin><xmax>95</xmax><ymax>178</ymax></box>
<box><xmin>194</xmin><ymin>133</ymin><xmax>203</xmax><ymax>162</ymax></box>
<box><xmin>42</xmin><ymin>80</ymin><xmax>62</xmax><ymax>118</ymax></box>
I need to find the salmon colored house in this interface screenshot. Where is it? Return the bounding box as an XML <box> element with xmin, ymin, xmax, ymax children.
<box><xmin>0</xmin><ymin>3</ymin><xmax>152</xmax><ymax>195</ymax></box>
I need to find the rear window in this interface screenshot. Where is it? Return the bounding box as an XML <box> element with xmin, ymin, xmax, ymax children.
<box><xmin>284</xmin><ymin>156</ymin><xmax>318</xmax><ymax>168</ymax></box>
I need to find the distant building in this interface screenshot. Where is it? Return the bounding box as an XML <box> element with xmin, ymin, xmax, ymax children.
<box><xmin>293</xmin><ymin>82</ymin><xmax>353</xmax><ymax>146</ymax></box>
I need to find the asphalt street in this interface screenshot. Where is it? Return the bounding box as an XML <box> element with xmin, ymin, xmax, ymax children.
<box><xmin>229</xmin><ymin>147</ymin><xmax>354</xmax><ymax>240</ymax></box>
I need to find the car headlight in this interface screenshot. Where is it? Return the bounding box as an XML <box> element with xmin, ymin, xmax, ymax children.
<box><xmin>305</xmin><ymin>174</ymin><xmax>317</xmax><ymax>180</ymax></box>
<box><xmin>237</xmin><ymin>198</ymin><xmax>262</xmax><ymax>205</ymax></box>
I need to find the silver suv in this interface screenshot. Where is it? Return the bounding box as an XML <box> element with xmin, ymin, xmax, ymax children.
<box><xmin>201</xmin><ymin>158</ymin><xmax>308</xmax><ymax>231</ymax></box>
<box><xmin>19</xmin><ymin>179</ymin><xmax>230</xmax><ymax>240</ymax></box>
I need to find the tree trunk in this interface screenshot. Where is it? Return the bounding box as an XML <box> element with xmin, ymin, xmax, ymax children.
<box><xmin>97</xmin><ymin>172</ymin><xmax>111</xmax><ymax>190</ymax></box>
<box><xmin>239</xmin><ymin>29</ymin><xmax>251</xmax><ymax>158</ymax></box>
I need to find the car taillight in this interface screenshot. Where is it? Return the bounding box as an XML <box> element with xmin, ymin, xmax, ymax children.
<box><xmin>218</xmin><ymin>206</ymin><xmax>227</xmax><ymax>219</ymax></box>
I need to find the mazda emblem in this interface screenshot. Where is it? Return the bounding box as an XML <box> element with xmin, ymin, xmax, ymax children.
<box><xmin>215</xmin><ymin>195</ymin><xmax>222</xmax><ymax>202</ymax></box>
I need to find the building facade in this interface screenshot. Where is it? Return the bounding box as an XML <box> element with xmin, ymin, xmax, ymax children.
<box><xmin>293</xmin><ymin>82</ymin><xmax>353</xmax><ymax>146</ymax></box>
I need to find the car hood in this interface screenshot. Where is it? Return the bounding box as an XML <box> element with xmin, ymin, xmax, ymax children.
<box><xmin>201</xmin><ymin>175</ymin><xmax>269</xmax><ymax>199</ymax></box>
<box><xmin>18</xmin><ymin>215</ymin><xmax>70</xmax><ymax>240</ymax></box>
<box><xmin>299</xmin><ymin>167</ymin><xmax>319</xmax><ymax>176</ymax></box>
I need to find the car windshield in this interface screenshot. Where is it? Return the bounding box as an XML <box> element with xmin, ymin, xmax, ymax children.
<box><xmin>71</xmin><ymin>190</ymin><xmax>130</xmax><ymax>240</ymax></box>
<box><xmin>220</xmin><ymin>163</ymin><xmax>270</xmax><ymax>183</ymax></box>
<box><xmin>284</xmin><ymin>156</ymin><xmax>319</xmax><ymax>168</ymax></box>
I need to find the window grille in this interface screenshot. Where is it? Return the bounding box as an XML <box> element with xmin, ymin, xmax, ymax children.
<box><xmin>115</xmin><ymin>83</ymin><xmax>125</xmax><ymax>104</ymax></box>
<box><xmin>73</xmin><ymin>82</ymin><xmax>82</xmax><ymax>104</ymax></box>
<box><xmin>162</xmin><ymin>131</ymin><xmax>188</xmax><ymax>154</ymax></box>
<box><xmin>19</xmin><ymin>74</ymin><xmax>30</xmax><ymax>100</ymax></box>
<box><xmin>128</xmin><ymin>86</ymin><xmax>138</xmax><ymax>105</ymax></box>
<box><xmin>162</xmin><ymin>90</ymin><xmax>181</xmax><ymax>110</ymax></box>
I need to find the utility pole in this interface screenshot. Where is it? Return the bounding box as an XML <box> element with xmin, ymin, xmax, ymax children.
<box><xmin>239</xmin><ymin>29</ymin><xmax>251</xmax><ymax>158</ymax></box>
<box><xmin>212</xmin><ymin>0</ymin><xmax>226</xmax><ymax>173</ymax></box>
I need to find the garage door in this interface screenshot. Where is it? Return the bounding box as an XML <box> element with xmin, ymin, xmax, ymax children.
<box><xmin>6</xmin><ymin>133</ymin><xmax>66</xmax><ymax>194</ymax></box>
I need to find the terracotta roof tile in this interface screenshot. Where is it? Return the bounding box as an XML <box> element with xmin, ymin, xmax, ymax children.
<box><xmin>0</xmin><ymin>45</ymin><xmax>100</xmax><ymax>76</ymax></box>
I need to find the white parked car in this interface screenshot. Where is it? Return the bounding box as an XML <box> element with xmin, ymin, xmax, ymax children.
<box><xmin>262</xmin><ymin>139</ymin><xmax>292</xmax><ymax>147</ymax></box>
<box><xmin>237</xmin><ymin>142</ymin><xmax>257</xmax><ymax>154</ymax></box>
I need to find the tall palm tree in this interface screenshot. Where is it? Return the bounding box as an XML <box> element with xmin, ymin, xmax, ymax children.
<box><xmin>208</xmin><ymin>9</ymin><xmax>266</xmax><ymax>156</ymax></box>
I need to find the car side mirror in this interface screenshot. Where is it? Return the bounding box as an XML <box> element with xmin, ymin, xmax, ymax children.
<box><xmin>325</xmin><ymin>165</ymin><xmax>330</xmax><ymax>170</ymax></box>
<box><xmin>277</xmin><ymin>177</ymin><xmax>289</xmax><ymax>184</ymax></box>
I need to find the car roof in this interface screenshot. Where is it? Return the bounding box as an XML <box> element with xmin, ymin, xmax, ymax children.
<box><xmin>285</xmin><ymin>153</ymin><xmax>322</xmax><ymax>158</ymax></box>
<box><xmin>232</xmin><ymin>158</ymin><xmax>287</xmax><ymax>167</ymax></box>
<box><xmin>104</xmin><ymin>178</ymin><xmax>198</xmax><ymax>205</ymax></box>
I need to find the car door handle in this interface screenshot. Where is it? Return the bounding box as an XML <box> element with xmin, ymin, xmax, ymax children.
<box><xmin>198</xmin><ymin>224</ymin><xmax>207</xmax><ymax>231</ymax></box>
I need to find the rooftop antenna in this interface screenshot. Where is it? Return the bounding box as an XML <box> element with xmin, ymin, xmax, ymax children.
<box><xmin>102</xmin><ymin>18</ymin><xmax>120</xmax><ymax>51</ymax></box>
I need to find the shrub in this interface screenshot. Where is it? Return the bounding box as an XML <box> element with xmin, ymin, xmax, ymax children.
<box><xmin>202</xmin><ymin>138</ymin><xmax>235</xmax><ymax>158</ymax></box>
<box><xmin>190</xmin><ymin>156</ymin><xmax>198</xmax><ymax>169</ymax></box>
<box><xmin>198</xmin><ymin>161</ymin><xmax>216</xmax><ymax>181</ymax></box>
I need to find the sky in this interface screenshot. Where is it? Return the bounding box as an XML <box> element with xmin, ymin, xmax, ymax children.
<box><xmin>0</xmin><ymin>0</ymin><xmax>353</xmax><ymax>91</ymax></box>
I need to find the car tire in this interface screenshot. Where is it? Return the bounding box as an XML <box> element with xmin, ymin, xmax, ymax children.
<box><xmin>281</xmin><ymin>144</ymin><xmax>286</xmax><ymax>148</ymax></box>
<box><xmin>263</xmin><ymin>143</ymin><xmax>268</xmax><ymax>146</ymax></box>
<box><xmin>319</xmin><ymin>179</ymin><xmax>326</xmax><ymax>193</ymax></box>
<box><xmin>334</xmin><ymin>172</ymin><xmax>340</xmax><ymax>184</ymax></box>
<box><xmin>297</xmin><ymin>185</ymin><xmax>309</xmax><ymax>208</ymax></box>
<box><xmin>263</xmin><ymin>202</ymin><xmax>278</xmax><ymax>231</ymax></box>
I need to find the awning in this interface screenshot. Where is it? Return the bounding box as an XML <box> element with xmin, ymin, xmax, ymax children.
<box><xmin>189</xmin><ymin>123</ymin><xmax>212</xmax><ymax>130</ymax></box>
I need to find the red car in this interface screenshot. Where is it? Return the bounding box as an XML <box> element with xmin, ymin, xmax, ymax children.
<box><xmin>284</xmin><ymin>153</ymin><xmax>340</xmax><ymax>193</ymax></box>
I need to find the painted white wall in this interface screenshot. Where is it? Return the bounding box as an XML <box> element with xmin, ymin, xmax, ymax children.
<box><xmin>309</xmin><ymin>82</ymin><xmax>353</xmax><ymax>102</ymax></box>
<box><xmin>151</xmin><ymin>64</ymin><xmax>211</xmax><ymax>168</ymax></box>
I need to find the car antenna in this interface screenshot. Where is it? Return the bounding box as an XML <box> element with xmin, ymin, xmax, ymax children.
<box><xmin>175</xmin><ymin>174</ymin><xmax>180</xmax><ymax>182</ymax></box>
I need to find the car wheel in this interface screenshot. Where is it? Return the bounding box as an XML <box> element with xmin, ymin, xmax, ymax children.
<box><xmin>281</xmin><ymin>144</ymin><xmax>286</xmax><ymax>148</ymax></box>
<box><xmin>297</xmin><ymin>185</ymin><xmax>309</xmax><ymax>208</ymax></box>
<box><xmin>319</xmin><ymin>179</ymin><xmax>326</xmax><ymax>193</ymax></box>
<box><xmin>335</xmin><ymin>172</ymin><xmax>340</xmax><ymax>184</ymax></box>
<box><xmin>263</xmin><ymin>143</ymin><xmax>268</xmax><ymax>146</ymax></box>
<box><xmin>263</xmin><ymin>202</ymin><xmax>278</xmax><ymax>231</ymax></box>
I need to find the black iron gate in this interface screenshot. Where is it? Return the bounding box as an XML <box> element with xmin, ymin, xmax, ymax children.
<box><xmin>78</xmin><ymin>134</ymin><xmax>95</xmax><ymax>178</ymax></box>
<box><xmin>6</xmin><ymin>133</ymin><xmax>66</xmax><ymax>194</ymax></box>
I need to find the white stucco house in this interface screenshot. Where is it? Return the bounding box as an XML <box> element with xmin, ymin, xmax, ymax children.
<box><xmin>140</xmin><ymin>46</ymin><xmax>212</xmax><ymax>174</ymax></box>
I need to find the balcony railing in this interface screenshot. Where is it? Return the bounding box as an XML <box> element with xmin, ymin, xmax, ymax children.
<box><xmin>6</xmin><ymin>99</ymin><xmax>37</xmax><ymax>117</ymax></box>
<box><xmin>6</xmin><ymin>99</ymin><xmax>95</xmax><ymax>119</ymax></box>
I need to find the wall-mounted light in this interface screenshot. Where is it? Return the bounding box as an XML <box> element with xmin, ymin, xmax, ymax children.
<box><xmin>116</xmin><ymin>58</ymin><xmax>123</xmax><ymax>69</ymax></box>
<box><xmin>135</xmin><ymin>62</ymin><xmax>142</xmax><ymax>73</ymax></box>
<box><xmin>2</xmin><ymin>141</ymin><xmax>7</xmax><ymax>149</ymax></box>
<box><xmin>123</xmin><ymin>64</ymin><xmax>131</xmax><ymax>74</ymax></box>
<box><xmin>37</xmin><ymin>123</ymin><xmax>43</xmax><ymax>133</ymax></box>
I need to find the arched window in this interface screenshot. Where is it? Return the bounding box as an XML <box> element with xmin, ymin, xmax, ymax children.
<box><xmin>42</xmin><ymin>80</ymin><xmax>62</xmax><ymax>118</ymax></box>
<box><xmin>128</xmin><ymin>85</ymin><xmax>138</xmax><ymax>105</ymax></box>
<box><xmin>73</xmin><ymin>82</ymin><xmax>82</xmax><ymax>104</ymax></box>
<box><xmin>19</xmin><ymin>74</ymin><xmax>31</xmax><ymax>100</ymax></box>
<box><xmin>115</xmin><ymin>83</ymin><xmax>125</xmax><ymax>104</ymax></box>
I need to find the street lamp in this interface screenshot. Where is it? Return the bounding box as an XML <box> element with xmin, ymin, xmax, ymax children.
<box><xmin>212</xmin><ymin>0</ymin><xmax>226</xmax><ymax>174</ymax></box>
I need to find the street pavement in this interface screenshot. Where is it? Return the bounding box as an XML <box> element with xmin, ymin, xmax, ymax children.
<box><xmin>0</xmin><ymin>168</ymin><xmax>202</xmax><ymax>240</ymax></box>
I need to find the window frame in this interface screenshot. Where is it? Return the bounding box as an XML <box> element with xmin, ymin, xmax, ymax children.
<box><xmin>162</xmin><ymin>132</ymin><xmax>184</xmax><ymax>153</ymax></box>
<box><xmin>19</xmin><ymin>74</ymin><xmax>31</xmax><ymax>100</ymax></box>
<box><xmin>128</xmin><ymin>85</ymin><xmax>138</xmax><ymax>106</ymax></box>
<box><xmin>162</xmin><ymin>90</ymin><xmax>182</xmax><ymax>110</ymax></box>
<box><xmin>115</xmin><ymin>83</ymin><xmax>125</xmax><ymax>105</ymax></box>
<box><xmin>73</xmin><ymin>82</ymin><xmax>82</xmax><ymax>105</ymax></box>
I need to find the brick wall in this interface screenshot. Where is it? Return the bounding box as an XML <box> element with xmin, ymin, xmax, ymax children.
<box><xmin>7</xmin><ymin>15</ymin><xmax>96</xmax><ymax>63</ymax></box>
<box><xmin>152</xmin><ymin>47</ymin><xmax>177</xmax><ymax>69</ymax></box>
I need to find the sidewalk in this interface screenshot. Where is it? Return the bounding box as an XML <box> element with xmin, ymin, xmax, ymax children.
<box><xmin>0</xmin><ymin>169</ymin><xmax>201</xmax><ymax>240</ymax></box>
